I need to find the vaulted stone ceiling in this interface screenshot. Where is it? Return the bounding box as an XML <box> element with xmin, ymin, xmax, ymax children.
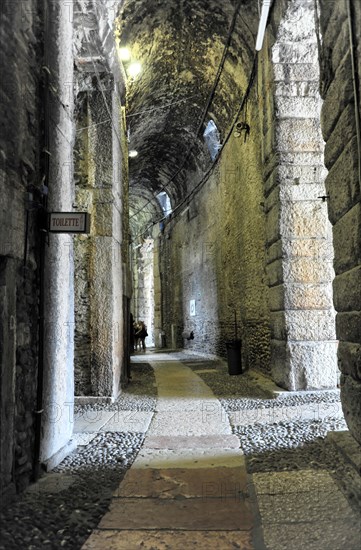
<box><xmin>115</xmin><ymin>0</ymin><xmax>259</xmax><ymax>237</ymax></box>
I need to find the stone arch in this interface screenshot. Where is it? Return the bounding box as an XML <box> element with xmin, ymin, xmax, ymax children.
<box><xmin>129</xmin><ymin>190</ymin><xmax>162</xmax><ymax>348</ymax></box>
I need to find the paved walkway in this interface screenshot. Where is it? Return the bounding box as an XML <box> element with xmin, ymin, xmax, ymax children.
<box><xmin>81</xmin><ymin>353</ymin><xmax>360</xmax><ymax>550</ymax></box>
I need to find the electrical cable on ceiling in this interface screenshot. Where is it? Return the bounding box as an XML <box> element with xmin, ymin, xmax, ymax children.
<box><xmin>80</xmin><ymin>12</ymin><xmax>199</xmax><ymax>224</ymax></box>
<box><xmin>164</xmin><ymin>54</ymin><xmax>257</xmax><ymax>227</ymax></box>
<box><xmin>80</xmin><ymin>18</ymin><xmax>124</xmax><ymax>155</ymax></box>
<box><xmin>133</xmin><ymin>55</ymin><xmax>258</xmax><ymax>240</ymax></box>
<box><xmin>76</xmin><ymin>118</ymin><xmax>111</xmax><ymax>132</ymax></box>
<box><xmin>126</xmin><ymin>93</ymin><xmax>202</xmax><ymax>117</ymax></box>
<box><xmin>79</xmin><ymin>4</ymin><xmax>251</xmax><ymax>233</ymax></box>
<box><xmin>129</xmin><ymin>0</ymin><xmax>243</xmax><ymax>222</ymax></box>
<box><xmin>76</xmin><ymin>94</ymin><xmax>202</xmax><ymax>132</ymax></box>
<box><xmin>50</xmin><ymin>116</ymin><xmax>73</xmax><ymax>145</ymax></box>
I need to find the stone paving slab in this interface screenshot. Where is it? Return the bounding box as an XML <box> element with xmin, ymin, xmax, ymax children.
<box><xmin>153</xmin><ymin>387</ymin><xmax>212</xmax><ymax>399</ymax></box>
<box><xmin>261</xmin><ymin>519</ymin><xmax>361</xmax><ymax>550</ymax></box>
<box><xmin>73</xmin><ymin>411</ymin><xmax>116</xmax><ymax>433</ymax></box>
<box><xmin>132</xmin><ymin>448</ymin><xmax>245</xmax><ymax>469</ymax></box>
<box><xmin>98</xmin><ymin>497</ymin><xmax>254</xmax><ymax>531</ymax></box>
<box><xmin>155</xmin><ymin>377</ymin><xmax>213</xmax><ymax>391</ymax></box>
<box><xmin>193</xmin><ymin>368</ymin><xmax>218</xmax><ymax>373</ymax></box>
<box><xmin>229</xmin><ymin>401</ymin><xmax>344</xmax><ymax>427</ymax></box>
<box><xmin>143</xmin><ymin>434</ymin><xmax>240</xmax><ymax>449</ymax></box>
<box><xmin>143</xmin><ymin>356</ymin><xmax>185</xmax><ymax>364</ymax></box>
<box><xmin>81</xmin><ymin>529</ymin><xmax>254</xmax><ymax>549</ymax></box>
<box><xmin>100</xmin><ymin>410</ymin><xmax>153</xmax><ymax>433</ymax></box>
<box><xmin>147</xmin><ymin>409</ymin><xmax>231</xmax><ymax>436</ymax></box>
<box><xmin>155</xmin><ymin>397</ymin><xmax>217</xmax><ymax>412</ymax></box>
<box><xmin>253</xmin><ymin>469</ymin><xmax>336</xmax><ymax>495</ymax></box>
<box><xmin>114</xmin><ymin>467</ymin><xmax>247</xmax><ymax>498</ymax></box>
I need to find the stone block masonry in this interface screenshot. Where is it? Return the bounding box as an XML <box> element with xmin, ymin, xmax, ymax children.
<box><xmin>261</xmin><ymin>0</ymin><xmax>338</xmax><ymax>390</ymax></box>
<box><xmin>74</xmin><ymin>80</ymin><xmax>128</xmax><ymax>397</ymax></box>
<box><xmin>319</xmin><ymin>0</ymin><xmax>361</xmax><ymax>444</ymax></box>
<box><xmin>159</xmin><ymin>94</ymin><xmax>271</xmax><ymax>373</ymax></box>
<box><xmin>0</xmin><ymin>0</ymin><xmax>43</xmax><ymax>496</ymax></box>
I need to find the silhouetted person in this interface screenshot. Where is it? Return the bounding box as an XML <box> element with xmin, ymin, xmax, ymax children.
<box><xmin>135</xmin><ymin>321</ymin><xmax>148</xmax><ymax>351</ymax></box>
<box><xmin>130</xmin><ymin>312</ymin><xmax>135</xmax><ymax>353</ymax></box>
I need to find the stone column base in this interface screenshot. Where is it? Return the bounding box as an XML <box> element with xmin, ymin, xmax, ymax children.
<box><xmin>271</xmin><ymin>340</ymin><xmax>338</xmax><ymax>390</ymax></box>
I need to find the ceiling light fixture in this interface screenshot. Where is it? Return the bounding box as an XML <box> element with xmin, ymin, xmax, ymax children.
<box><xmin>256</xmin><ymin>0</ymin><xmax>273</xmax><ymax>51</ymax></box>
<box><xmin>118</xmin><ymin>47</ymin><xmax>131</xmax><ymax>61</ymax></box>
<box><xmin>127</xmin><ymin>62</ymin><xmax>142</xmax><ymax>79</ymax></box>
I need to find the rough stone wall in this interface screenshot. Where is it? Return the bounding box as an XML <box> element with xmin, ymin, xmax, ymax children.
<box><xmin>74</xmin><ymin>96</ymin><xmax>92</xmax><ymax>394</ymax></box>
<box><xmin>318</xmin><ymin>0</ymin><xmax>361</xmax><ymax>443</ymax></box>
<box><xmin>0</xmin><ymin>0</ymin><xmax>42</xmax><ymax>495</ymax></box>
<box><xmin>261</xmin><ymin>0</ymin><xmax>337</xmax><ymax>390</ymax></box>
<box><xmin>74</xmin><ymin>84</ymin><xmax>128</xmax><ymax>397</ymax></box>
<box><xmin>73</xmin><ymin>0</ymin><xmax>129</xmax><ymax>396</ymax></box>
<box><xmin>159</xmin><ymin>94</ymin><xmax>270</xmax><ymax>371</ymax></box>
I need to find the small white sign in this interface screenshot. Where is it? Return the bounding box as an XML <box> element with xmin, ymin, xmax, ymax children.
<box><xmin>190</xmin><ymin>299</ymin><xmax>196</xmax><ymax>316</ymax></box>
<box><xmin>48</xmin><ymin>212</ymin><xmax>90</xmax><ymax>233</ymax></box>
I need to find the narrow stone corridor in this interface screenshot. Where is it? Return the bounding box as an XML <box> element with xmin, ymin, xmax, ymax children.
<box><xmin>83</xmin><ymin>354</ymin><xmax>255</xmax><ymax>548</ymax></box>
<box><xmin>1</xmin><ymin>1</ymin><xmax>361</xmax><ymax>547</ymax></box>
<box><xmin>2</xmin><ymin>352</ymin><xmax>359</xmax><ymax>549</ymax></box>
<box><xmin>81</xmin><ymin>353</ymin><xmax>360</xmax><ymax>550</ymax></box>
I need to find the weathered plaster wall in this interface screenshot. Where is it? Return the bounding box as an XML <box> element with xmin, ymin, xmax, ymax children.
<box><xmin>159</xmin><ymin>95</ymin><xmax>271</xmax><ymax>371</ymax></box>
<box><xmin>261</xmin><ymin>0</ymin><xmax>337</xmax><ymax>390</ymax></box>
<box><xmin>0</xmin><ymin>0</ymin><xmax>42</xmax><ymax>495</ymax></box>
<box><xmin>318</xmin><ymin>0</ymin><xmax>361</xmax><ymax>443</ymax></box>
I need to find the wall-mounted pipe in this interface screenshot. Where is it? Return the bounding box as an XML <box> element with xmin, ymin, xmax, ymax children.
<box><xmin>256</xmin><ymin>0</ymin><xmax>273</xmax><ymax>51</ymax></box>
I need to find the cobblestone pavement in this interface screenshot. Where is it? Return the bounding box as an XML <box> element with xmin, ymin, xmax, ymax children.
<box><xmin>1</xmin><ymin>352</ymin><xmax>360</xmax><ymax>550</ymax></box>
<box><xmin>82</xmin><ymin>353</ymin><xmax>360</xmax><ymax>550</ymax></box>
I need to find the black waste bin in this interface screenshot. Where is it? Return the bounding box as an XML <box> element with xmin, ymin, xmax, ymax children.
<box><xmin>225</xmin><ymin>340</ymin><xmax>242</xmax><ymax>375</ymax></box>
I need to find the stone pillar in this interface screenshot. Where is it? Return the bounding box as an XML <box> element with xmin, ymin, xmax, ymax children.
<box><xmin>41</xmin><ymin>1</ymin><xmax>75</xmax><ymax>463</ymax></box>
<box><xmin>318</xmin><ymin>0</ymin><xmax>361</xmax><ymax>443</ymax></box>
<box><xmin>264</xmin><ymin>0</ymin><xmax>337</xmax><ymax>390</ymax></box>
<box><xmin>89</xmin><ymin>89</ymin><xmax>116</xmax><ymax>396</ymax></box>
<box><xmin>74</xmin><ymin>84</ymin><xmax>125</xmax><ymax>398</ymax></box>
